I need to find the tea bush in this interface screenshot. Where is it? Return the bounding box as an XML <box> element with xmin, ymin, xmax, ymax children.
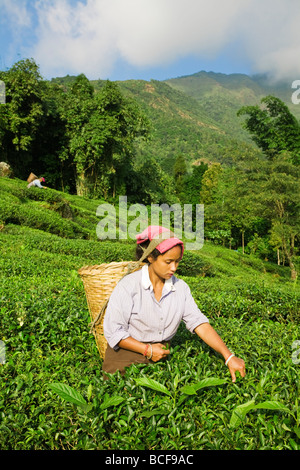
<box><xmin>1</xmin><ymin>225</ymin><xmax>300</xmax><ymax>450</ymax></box>
<box><xmin>1</xmin><ymin>177</ymin><xmax>300</xmax><ymax>451</ymax></box>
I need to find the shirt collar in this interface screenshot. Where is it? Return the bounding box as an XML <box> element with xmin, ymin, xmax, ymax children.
<box><xmin>141</xmin><ymin>264</ymin><xmax>176</xmax><ymax>292</ymax></box>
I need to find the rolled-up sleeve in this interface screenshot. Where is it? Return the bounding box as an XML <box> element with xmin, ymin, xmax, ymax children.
<box><xmin>181</xmin><ymin>282</ymin><xmax>209</xmax><ymax>333</ymax></box>
<box><xmin>103</xmin><ymin>282</ymin><xmax>132</xmax><ymax>349</ymax></box>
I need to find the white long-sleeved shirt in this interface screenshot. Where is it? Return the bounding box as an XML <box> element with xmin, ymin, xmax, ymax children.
<box><xmin>103</xmin><ymin>264</ymin><xmax>209</xmax><ymax>350</ymax></box>
<box><xmin>27</xmin><ymin>179</ymin><xmax>44</xmax><ymax>189</ymax></box>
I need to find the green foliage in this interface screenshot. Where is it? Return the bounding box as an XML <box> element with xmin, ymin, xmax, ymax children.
<box><xmin>176</xmin><ymin>251</ymin><xmax>215</xmax><ymax>277</ymax></box>
<box><xmin>0</xmin><ymin>60</ymin><xmax>150</xmax><ymax>198</ymax></box>
<box><xmin>229</xmin><ymin>400</ymin><xmax>290</xmax><ymax>428</ymax></box>
<box><xmin>0</xmin><ymin>59</ymin><xmax>67</xmax><ymax>186</ymax></box>
<box><xmin>0</xmin><ymin>180</ymin><xmax>300</xmax><ymax>449</ymax></box>
<box><xmin>238</xmin><ymin>96</ymin><xmax>300</xmax><ymax>164</ymax></box>
<box><xmin>57</xmin><ymin>77</ymin><xmax>150</xmax><ymax>198</ymax></box>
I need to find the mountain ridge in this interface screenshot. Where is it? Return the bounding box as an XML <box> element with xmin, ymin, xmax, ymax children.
<box><xmin>54</xmin><ymin>70</ymin><xmax>300</xmax><ymax>173</ymax></box>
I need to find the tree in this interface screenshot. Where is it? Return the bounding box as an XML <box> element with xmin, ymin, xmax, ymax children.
<box><xmin>260</xmin><ymin>155</ymin><xmax>300</xmax><ymax>280</ymax></box>
<box><xmin>0</xmin><ymin>59</ymin><xmax>45</xmax><ymax>176</ymax></box>
<box><xmin>0</xmin><ymin>59</ymin><xmax>68</xmax><ymax>187</ymax></box>
<box><xmin>131</xmin><ymin>156</ymin><xmax>178</xmax><ymax>205</ymax></box>
<box><xmin>60</xmin><ymin>78</ymin><xmax>150</xmax><ymax>197</ymax></box>
<box><xmin>237</xmin><ymin>95</ymin><xmax>300</xmax><ymax>165</ymax></box>
<box><xmin>202</xmin><ymin>164</ymin><xmax>263</xmax><ymax>252</ymax></box>
<box><xmin>200</xmin><ymin>163</ymin><xmax>222</xmax><ymax>206</ymax></box>
<box><xmin>183</xmin><ymin>161</ymin><xmax>208</xmax><ymax>205</ymax></box>
<box><xmin>173</xmin><ymin>154</ymin><xmax>187</xmax><ymax>197</ymax></box>
<box><xmin>237</xmin><ymin>96</ymin><xmax>300</xmax><ymax>278</ymax></box>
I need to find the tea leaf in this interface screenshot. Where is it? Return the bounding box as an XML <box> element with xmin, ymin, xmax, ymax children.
<box><xmin>229</xmin><ymin>400</ymin><xmax>256</xmax><ymax>428</ymax></box>
<box><xmin>253</xmin><ymin>400</ymin><xmax>289</xmax><ymax>412</ymax></box>
<box><xmin>135</xmin><ymin>378</ymin><xmax>172</xmax><ymax>396</ymax></box>
<box><xmin>180</xmin><ymin>385</ymin><xmax>197</xmax><ymax>395</ymax></box>
<box><xmin>173</xmin><ymin>374</ymin><xmax>179</xmax><ymax>390</ymax></box>
<box><xmin>48</xmin><ymin>383</ymin><xmax>90</xmax><ymax>412</ymax></box>
<box><xmin>100</xmin><ymin>395</ymin><xmax>125</xmax><ymax>410</ymax></box>
<box><xmin>230</xmin><ymin>400</ymin><xmax>289</xmax><ymax>428</ymax></box>
<box><xmin>140</xmin><ymin>408</ymin><xmax>169</xmax><ymax>418</ymax></box>
<box><xmin>87</xmin><ymin>384</ymin><xmax>93</xmax><ymax>402</ymax></box>
<box><xmin>180</xmin><ymin>377</ymin><xmax>227</xmax><ymax>396</ymax></box>
<box><xmin>293</xmin><ymin>426</ymin><xmax>300</xmax><ymax>439</ymax></box>
<box><xmin>192</xmin><ymin>377</ymin><xmax>227</xmax><ymax>392</ymax></box>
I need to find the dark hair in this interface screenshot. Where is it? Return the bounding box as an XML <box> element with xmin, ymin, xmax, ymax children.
<box><xmin>135</xmin><ymin>240</ymin><xmax>183</xmax><ymax>264</ymax></box>
<box><xmin>135</xmin><ymin>240</ymin><xmax>161</xmax><ymax>264</ymax></box>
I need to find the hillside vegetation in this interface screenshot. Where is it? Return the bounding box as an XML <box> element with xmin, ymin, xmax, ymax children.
<box><xmin>0</xmin><ymin>176</ymin><xmax>300</xmax><ymax>450</ymax></box>
<box><xmin>165</xmin><ymin>71</ymin><xmax>300</xmax><ymax>142</ymax></box>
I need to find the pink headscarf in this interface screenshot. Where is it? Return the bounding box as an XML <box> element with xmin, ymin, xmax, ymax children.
<box><xmin>136</xmin><ymin>225</ymin><xmax>184</xmax><ymax>259</ymax></box>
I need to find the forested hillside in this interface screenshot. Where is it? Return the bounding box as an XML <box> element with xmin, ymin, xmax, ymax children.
<box><xmin>1</xmin><ymin>59</ymin><xmax>299</xmax><ymax>279</ymax></box>
<box><xmin>165</xmin><ymin>71</ymin><xmax>300</xmax><ymax>140</ymax></box>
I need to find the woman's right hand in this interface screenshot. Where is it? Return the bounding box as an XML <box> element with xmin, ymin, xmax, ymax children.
<box><xmin>151</xmin><ymin>343</ymin><xmax>170</xmax><ymax>362</ymax></box>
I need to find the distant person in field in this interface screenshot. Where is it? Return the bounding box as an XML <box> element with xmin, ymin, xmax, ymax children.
<box><xmin>103</xmin><ymin>225</ymin><xmax>246</xmax><ymax>382</ymax></box>
<box><xmin>27</xmin><ymin>177</ymin><xmax>47</xmax><ymax>189</ymax></box>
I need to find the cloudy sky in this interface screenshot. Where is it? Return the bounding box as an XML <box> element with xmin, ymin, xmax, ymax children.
<box><xmin>1</xmin><ymin>0</ymin><xmax>300</xmax><ymax>82</ymax></box>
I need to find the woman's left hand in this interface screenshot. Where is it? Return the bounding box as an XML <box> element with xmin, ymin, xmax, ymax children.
<box><xmin>227</xmin><ymin>356</ymin><xmax>246</xmax><ymax>383</ymax></box>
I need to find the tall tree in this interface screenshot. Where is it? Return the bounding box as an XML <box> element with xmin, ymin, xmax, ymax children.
<box><xmin>183</xmin><ymin>161</ymin><xmax>208</xmax><ymax>205</ymax></box>
<box><xmin>237</xmin><ymin>95</ymin><xmax>300</xmax><ymax>165</ymax></box>
<box><xmin>237</xmin><ymin>97</ymin><xmax>300</xmax><ymax>278</ymax></box>
<box><xmin>173</xmin><ymin>154</ymin><xmax>187</xmax><ymax>197</ymax></box>
<box><xmin>60</xmin><ymin>77</ymin><xmax>150</xmax><ymax>197</ymax></box>
<box><xmin>0</xmin><ymin>59</ymin><xmax>67</xmax><ymax>186</ymax></box>
<box><xmin>260</xmin><ymin>155</ymin><xmax>300</xmax><ymax>280</ymax></box>
<box><xmin>0</xmin><ymin>59</ymin><xmax>45</xmax><ymax>176</ymax></box>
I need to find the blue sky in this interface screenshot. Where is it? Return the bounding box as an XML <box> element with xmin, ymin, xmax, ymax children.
<box><xmin>1</xmin><ymin>0</ymin><xmax>300</xmax><ymax>82</ymax></box>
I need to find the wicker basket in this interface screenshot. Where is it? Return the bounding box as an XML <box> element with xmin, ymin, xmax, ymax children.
<box><xmin>78</xmin><ymin>261</ymin><xmax>143</xmax><ymax>359</ymax></box>
<box><xmin>27</xmin><ymin>172</ymin><xmax>38</xmax><ymax>183</ymax></box>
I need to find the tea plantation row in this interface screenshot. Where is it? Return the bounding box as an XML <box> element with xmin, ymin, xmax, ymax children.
<box><xmin>0</xmin><ymin>222</ymin><xmax>299</xmax><ymax>450</ymax></box>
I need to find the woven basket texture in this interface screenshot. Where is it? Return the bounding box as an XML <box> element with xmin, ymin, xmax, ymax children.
<box><xmin>78</xmin><ymin>261</ymin><xmax>142</xmax><ymax>359</ymax></box>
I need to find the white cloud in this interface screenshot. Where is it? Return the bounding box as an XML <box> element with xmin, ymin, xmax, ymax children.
<box><xmin>234</xmin><ymin>0</ymin><xmax>300</xmax><ymax>80</ymax></box>
<box><xmin>112</xmin><ymin>0</ymin><xmax>244</xmax><ymax>66</ymax></box>
<box><xmin>2</xmin><ymin>0</ymin><xmax>300</xmax><ymax>80</ymax></box>
<box><xmin>0</xmin><ymin>0</ymin><xmax>32</xmax><ymax>27</ymax></box>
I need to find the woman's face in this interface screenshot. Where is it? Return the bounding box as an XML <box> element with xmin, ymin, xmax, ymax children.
<box><xmin>148</xmin><ymin>245</ymin><xmax>182</xmax><ymax>281</ymax></box>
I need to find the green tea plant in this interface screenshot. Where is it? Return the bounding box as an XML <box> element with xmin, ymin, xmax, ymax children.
<box><xmin>1</xmin><ymin>177</ymin><xmax>300</xmax><ymax>450</ymax></box>
<box><xmin>47</xmin><ymin>376</ymin><xmax>227</xmax><ymax>416</ymax></box>
<box><xmin>135</xmin><ymin>376</ymin><xmax>227</xmax><ymax>414</ymax></box>
<box><xmin>48</xmin><ymin>382</ymin><xmax>125</xmax><ymax>414</ymax></box>
<box><xmin>231</xmin><ymin>398</ymin><xmax>299</xmax><ymax>424</ymax></box>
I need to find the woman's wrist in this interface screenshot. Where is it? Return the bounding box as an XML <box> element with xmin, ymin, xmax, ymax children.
<box><xmin>143</xmin><ymin>343</ymin><xmax>153</xmax><ymax>360</ymax></box>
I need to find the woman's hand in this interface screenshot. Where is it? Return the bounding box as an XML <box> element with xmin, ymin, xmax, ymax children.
<box><xmin>194</xmin><ymin>323</ymin><xmax>246</xmax><ymax>383</ymax></box>
<box><xmin>227</xmin><ymin>356</ymin><xmax>246</xmax><ymax>383</ymax></box>
<box><xmin>151</xmin><ymin>343</ymin><xmax>170</xmax><ymax>362</ymax></box>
